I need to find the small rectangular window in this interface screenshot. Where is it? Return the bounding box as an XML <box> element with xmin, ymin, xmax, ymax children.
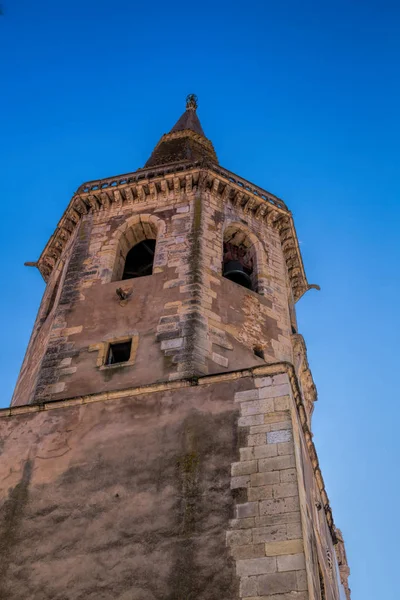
<box><xmin>107</xmin><ymin>340</ymin><xmax>132</xmax><ymax>365</ymax></box>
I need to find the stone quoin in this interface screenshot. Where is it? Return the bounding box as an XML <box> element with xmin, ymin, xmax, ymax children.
<box><xmin>0</xmin><ymin>95</ymin><xmax>351</xmax><ymax>599</ymax></box>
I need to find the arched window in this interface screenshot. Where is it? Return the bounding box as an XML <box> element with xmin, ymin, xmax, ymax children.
<box><xmin>222</xmin><ymin>224</ymin><xmax>259</xmax><ymax>292</ymax></box>
<box><xmin>122</xmin><ymin>239</ymin><xmax>156</xmax><ymax>280</ymax></box>
<box><xmin>110</xmin><ymin>215</ymin><xmax>165</xmax><ymax>283</ymax></box>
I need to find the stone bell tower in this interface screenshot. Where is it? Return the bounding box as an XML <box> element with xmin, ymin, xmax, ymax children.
<box><xmin>0</xmin><ymin>96</ymin><xmax>351</xmax><ymax>600</ymax></box>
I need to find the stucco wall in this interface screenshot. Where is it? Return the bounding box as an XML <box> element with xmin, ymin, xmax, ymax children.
<box><xmin>1</xmin><ymin>379</ymin><xmax>246</xmax><ymax>600</ymax></box>
<box><xmin>1</xmin><ymin>367</ymin><xmax>346</xmax><ymax>600</ymax></box>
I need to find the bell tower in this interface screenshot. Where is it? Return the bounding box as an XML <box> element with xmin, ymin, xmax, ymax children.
<box><xmin>1</xmin><ymin>96</ymin><xmax>351</xmax><ymax>600</ymax></box>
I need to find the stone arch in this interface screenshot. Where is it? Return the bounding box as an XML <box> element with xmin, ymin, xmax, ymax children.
<box><xmin>222</xmin><ymin>222</ymin><xmax>268</xmax><ymax>294</ymax></box>
<box><xmin>111</xmin><ymin>214</ymin><xmax>166</xmax><ymax>282</ymax></box>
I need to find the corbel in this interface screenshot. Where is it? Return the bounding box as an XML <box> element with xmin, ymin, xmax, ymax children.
<box><xmin>160</xmin><ymin>179</ymin><xmax>169</xmax><ymax>198</ymax></box>
<box><xmin>173</xmin><ymin>177</ymin><xmax>180</xmax><ymax>194</ymax></box>
<box><xmin>113</xmin><ymin>189</ymin><xmax>123</xmax><ymax>206</ymax></box>
<box><xmin>149</xmin><ymin>182</ymin><xmax>158</xmax><ymax>201</ymax></box>
<box><xmin>136</xmin><ymin>185</ymin><xmax>146</xmax><ymax>203</ymax></box>
<box><xmin>124</xmin><ymin>186</ymin><xmax>134</xmax><ymax>204</ymax></box>
<box><xmin>100</xmin><ymin>191</ymin><xmax>111</xmax><ymax>209</ymax></box>
<box><xmin>185</xmin><ymin>174</ymin><xmax>193</xmax><ymax>194</ymax></box>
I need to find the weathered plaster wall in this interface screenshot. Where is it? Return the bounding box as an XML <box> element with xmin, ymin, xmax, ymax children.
<box><xmin>1</xmin><ymin>380</ymin><xmax>244</xmax><ymax>600</ymax></box>
<box><xmin>2</xmin><ymin>367</ymin><xmax>346</xmax><ymax>600</ymax></box>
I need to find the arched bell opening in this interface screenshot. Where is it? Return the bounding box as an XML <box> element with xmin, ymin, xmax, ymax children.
<box><xmin>222</xmin><ymin>223</ymin><xmax>265</xmax><ymax>293</ymax></box>
<box><xmin>223</xmin><ymin>246</ymin><xmax>253</xmax><ymax>290</ymax></box>
<box><xmin>111</xmin><ymin>215</ymin><xmax>165</xmax><ymax>283</ymax></box>
<box><xmin>222</xmin><ymin>224</ymin><xmax>259</xmax><ymax>292</ymax></box>
<box><xmin>122</xmin><ymin>239</ymin><xmax>156</xmax><ymax>280</ymax></box>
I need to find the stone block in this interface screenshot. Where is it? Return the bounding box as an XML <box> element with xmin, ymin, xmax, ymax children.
<box><xmin>240</xmin><ymin>447</ymin><xmax>255</xmax><ymax>461</ymax></box>
<box><xmin>296</xmin><ymin>570</ymin><xmax>308</xmax><ymax>591</ymax></box>
<box><xmin>231</xmin><ymin>544</ymin><xmax>265</xmax><ymax>560</ymax></box>
<box><xmin>259</xmin><ymin>496</ymin><xmax>300</xmax><ymax>516</ymax></box>
<box><xmin>267</xmin><ymin>430</ymin><xmax>292</xmax><ymax>444</ymax></box>
<box><xmin>257</xmin><ymin>571</ymin><xmax>297</xmax><ymax>595</ymax></box>
<box><xmin>264</xmin><ymin>539</ymin><xmax>303</xmax><ymax>556</ymax></box>
<box><xmin>248</xmin><ymin>433</ymin><xmax>269</xmax><ymax>447</ymax></box>
<box><xmin>248</xmin><ymin>485</ymin><xmax>273</xmax><ymax>501</ymax></box>
<box><xmin>59</xmin><ymin>357</ymin><xmax>72</xmax><ymax>367</ymax></box>
<box><xmin>272</xmin><ymin>483</ymin><xmax>298</xmax><ymax>499</ymax></box>
<box><xmin>272</xmin><ymin>374</ymin><xmax>289</xmax><ymax>385</ymax></box>
<box><xmin>277</xmin><ymin>442</ymin><xmax>294</xmax><ymax>456</ymax></box>
<box><xmin>240</xmin><ymin>576</ymin><xmax>258</xmax><ymax>597</ymax></box>
<box><xmin>252</xmin><ymin>525</ymin><xmax>287</xmax><ymax>544</ymax></box>
<box><xmin>234</xmin><ymin>389</ymin><xmax>260</xmax><ymax>402</ymax></box>
<box><xmin>229</xmin><ymin>518</ymin><xmax>255</xmax><ymax>530</ymax></box>
<box><xmin>254</xmin><ymin>377</ymin><xmax>272</xmax><ymax>388</ymax></box>
<box><xmin>239</xmin><ymin>414</ymin><xmax>265</xmax><ymax>427</ymax></box>
<box><xmin>160</xmin><ymin>337</ymin><xmax>183</xmax><ymax>350</ymax></box>
<box><xmin>58</xmin><ymin>367</ymin><xmax>77</xmax><ymax>376</ymax></box>
<box><xmin>250</xmin><ymin>471</ymin><xmax>280</xmax><ymax>487</ymax></box>
<box><xmin>236</xmin><ymin>502</ymin><xmax>259</xmax><ymax>518</ymax></box>
<box><xmin>258</xmin><ymin>455</ymin><xmax>295</xmax><ymax>473</ymax></box>
<box><xmin>264</xmin><ymin>412</ymin><xmax>290</xmax><ymax>424</ymax></box>
<box><xmin>43</xmin><ymin>382</ymin><xmax>66</xmax><ymax>395</ymax></box>
<box><xmin>250</xmin><ymin>425</ymin><xmax>273</xmax><ymax>434</ymax></box>
<box><xmin>280</xmin><ymin>468</ymin><xmax>297</xmax><ymax>483</ymax></box>
<box><xmin>62</xmin><ymin>326</ymin><xmax>83</xmax><ymax>336</ymax></box>
<box><xmin>212</xmin><ymin>352</ymin><xmax>229</xmax><ymax>368</ymax></box>
<box><xmin>286</xmin><ymin>522</ymin><xmax>302</xmax><ymax>539</ymax></box>
<box><xmin>240</xmin><ymin>399</ymin><xmax>274</xmax><ymax>416</ymax></box>
<box><xmin>236</xmin><ymin>556</ymin><xmax>277</xmax><ymax>577</ymax></box>
<box><xmin>232</xmin><ymin>461</ymin><xmax>258</xmax><ymax>477</ymax></box>
<box><xmin>254</xmin><ymin>444</ymin><xmax>278</xmax><ymax>459</ymax></box>
<box><xmin>269</xmin><ymin>421</ymin><xmax>292</xmax><ymax>433</ymax></box>
<box><xmin>258</xmin><ymin>384</ymin><xmax>290</xmax><ymax>399</ymax></box>
<box><xmin>274</xmin><ymin>395</ymin><xmax>291</xmax><ymax>411</ymax></box>
<box><xmin>226</xmin><ymin>529</ymin><xmax>253</xmax><ymax>547</ymax></box>
<box><xmin>277</xmin><ymin>553</ymin><xmax>305</xmax><ymax>572</ymax></box>
<box><xmin>163</xmin><ymin>278</ymin><xmax>184</xmax><ymax>289</ymax></box>
<box><xmin>255</xmin><ymin>511</ymin><xmax>301</xmax><ymax>527</ymax></box>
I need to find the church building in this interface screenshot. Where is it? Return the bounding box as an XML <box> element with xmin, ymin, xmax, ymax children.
<box><xmin>0</xmin><ymin>95</ymin><xmax>351</xmax><ymax>600</ymax></box>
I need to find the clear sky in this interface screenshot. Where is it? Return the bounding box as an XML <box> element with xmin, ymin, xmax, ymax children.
<box><xmin>1</xmin><ymin>1</ymin><xmax>399</xmax><ymax>598</ymax></box>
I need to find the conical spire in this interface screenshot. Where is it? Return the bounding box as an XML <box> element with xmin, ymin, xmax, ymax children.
<box><xmin>170</xmin><ymin>94</ymin><xmax>205</xmax><ymax>137</ymax></box>
<box><xmin>144</xmin><ymin>94</ymin><xmax>217</xmax><ymax>168</ymax></box>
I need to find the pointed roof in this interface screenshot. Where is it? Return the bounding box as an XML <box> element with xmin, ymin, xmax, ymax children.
<box><xmin>144</xmin><ymin>94</ymin><xmax>217</xmax><ymax>168</ymax></box>
<box><xmin>170</xmin><ymin>94</ymin><xmax>206</xmax><ymax>136</ymax></box>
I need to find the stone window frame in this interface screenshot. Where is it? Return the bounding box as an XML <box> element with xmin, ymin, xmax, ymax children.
<box><xmin>89</xmin><ymin>333</ymin><xmax>139</xmax><ymax>370</ymax></box>
<box><xmin>107</xmin><ymin>214</ymin><xmax>167</xmax><ymax>284</ymax></box>
<box><xmin>222</xmin><ymin>221</ymin><xmax>268</xmax><ymax>295</ymax></box>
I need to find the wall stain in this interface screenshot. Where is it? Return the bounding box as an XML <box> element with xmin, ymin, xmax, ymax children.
<box><xmin>0</xmin><ymin>459</ymin><xmax>33</xmax><ymax>597</ymax></box>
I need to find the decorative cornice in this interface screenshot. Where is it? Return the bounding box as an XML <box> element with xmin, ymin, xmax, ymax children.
<box><xmin>37</xmin><ymin>162</ymin><xmax>309</xmax><ymax>300</ymax></box>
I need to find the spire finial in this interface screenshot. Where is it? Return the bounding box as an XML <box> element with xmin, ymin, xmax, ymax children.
<box><xmin>186</xmin><ymin>93</ymin><xmax>198</xmax><ymax>110</ymax></box>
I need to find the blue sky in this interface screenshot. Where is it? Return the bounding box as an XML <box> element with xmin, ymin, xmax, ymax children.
<box><xmin>1</xmin><ymin>1</ymin><xmax>400</xmax><ymax>598</ymax></box>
